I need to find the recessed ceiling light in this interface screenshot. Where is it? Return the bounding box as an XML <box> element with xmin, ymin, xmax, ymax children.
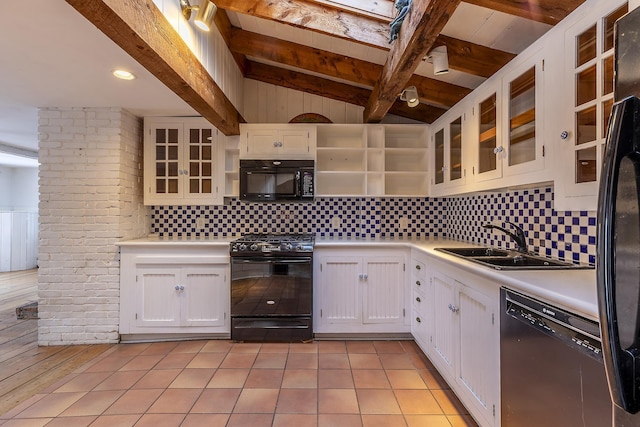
<box><xmin>112</xmin><ymin>69</ymin><xmax>135</xmax><ymax>80</ymax></box>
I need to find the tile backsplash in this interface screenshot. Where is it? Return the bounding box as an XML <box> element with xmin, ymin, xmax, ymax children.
<box><xmin>151</xmin><ymin>185</ymin><xmax>596</xmax><ymax>265</ymax></box>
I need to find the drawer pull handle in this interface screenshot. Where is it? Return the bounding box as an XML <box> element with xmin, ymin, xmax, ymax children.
<box><xmin>416</xmin><ymin>297</ymin><xmax>421</xmax><ymax>302</ymax></box>
<box><xmin>415</xmin><ymin>265</ymin><xmax>421</xmax><ymax>270</ymax></box>
<box><xmin>416</xmin><ymin>280</ymin><xmax>421</xmax><ymax>286</ymax></box>
<box><xmin>416</xmin><ymin>317</ymin><xmax>421</xmax><ymax>323</ymax></box>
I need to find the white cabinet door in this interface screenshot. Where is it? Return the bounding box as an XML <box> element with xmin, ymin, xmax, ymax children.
<box><xmin>241</xmin><ymin>125</ymin><xmax>313</xmax><ymax>158</ymax></box>
<box><xmin>318</xmin><ymin>256</ymin><xmax>362</xmax><ymax>324</ymax></box>
<box><xmin>430</xmin><ymin>272</ymin><xmax>457</xmax><ymax>377</ymax></box>
<box><xmin>136</xmin><ymin>268</ymin><xmax>182</xmax><ymax>327</ymax></box>
<box><xmin>143</xmin><ymin>117</ymin><xmax>221</xmax><ymax>206</ymax></box>
<box><xmin>182</xmin><ymin>265</ymin><xmax>227</xmax><ymax>327</ymax></box>
<box><xmin>363</xmin><ymin>256</ymin><xmax>405</xmax><ymax>324</ymax></box>
<box><xmin>457</xmin><ymin>284</ymin><xmax>498</xmax><ymax>425</ymax></box>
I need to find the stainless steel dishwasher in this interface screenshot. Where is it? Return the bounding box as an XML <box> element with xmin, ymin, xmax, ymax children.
<box><xmin>500</xmin><ymin>288</ymin><xmax>611</xmax><ymax>427</ymax></box>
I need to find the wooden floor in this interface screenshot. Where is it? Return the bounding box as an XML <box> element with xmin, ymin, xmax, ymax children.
<box><xmin>0</xmin><ymin>269</ymin><xmax>112</xmax><ymax>415</ymax></box>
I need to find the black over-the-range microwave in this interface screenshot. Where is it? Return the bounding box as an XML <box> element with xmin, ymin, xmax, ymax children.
<box><xmin>239</xmin><ymin>159</ymin><xmax>314</xmax><ymax>202</ymax></box>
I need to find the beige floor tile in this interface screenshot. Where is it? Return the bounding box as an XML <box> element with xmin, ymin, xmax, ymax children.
<box><xmin>154</xmin><ymin>352</ymin><xmax>196</xmax><ymax>369</ymax></box>
<box><xmin>190</xmin><ymin>388</ymin><xmax>241</xmax><ymax>413</ymax></box>
<box><xmin>282</xmin><ymin>369</ymin><xmax>318</xmax><ymax>388</ymax></box>
<box><xmin>405</xmin><ymin>414</ymin><xmax>453</xmax><ymax>427</ymax></box>
<box><xmin>394</xmin><ymin>390</ymin><xmax>443</xmax><ymax>415</ymax></box>
<box><xmin>207</xmin><ymin>368</ymin><xmax>250</xmax><ymax>388</ymax></box>
<box><xmin>200</xmin><ymin>340</ymin><xmax>233</xmax><ymax>353</ymax></box>
<box><xmin>226</xmin><ymin>413</ymin><xmax>274</xmax><ymax>427</ymax></box>
<box><xmin>385</xmin><ymin>370</ymin><xmax>427</xmax><ymax>389</ymax></box>
<box><xmin>53</xmin><ymin>372</ymin><xmax>111</xmax><ymax>393</ymax></box>
<box><xmin>289</xmin><ymin>342</ymin><xmax>318</xmax><ymax>353</ymax></box>
<box><xmin>180</xmin><ymin>413</ymin><xmax>229</xmax><ymax>427</ymax></box>
<box><xmin>318</xmin><ymin>369</ymin><xmax>354</xmax><ymax>389</ymax></box>
<box><xmin>259</xmin><ymin>343</ymin><xmax>291</xmax><ymax>353</ymax></box>
<box><xmin>103</xmin><ymin>389</ymin><xmax>164</xmax><ymax>415</ymax></box>
<box><xmin>132</xmin><ymin>369</ymin><xmax>182</xmax><ymax>389</ymax></box>
<box><xmin>317</xmin><ymin>341</ymin><xmax>347</xmax><ymax>354</ymax></box>
<box><xmin>43</xmin><ymin>416</ymin><xmax>98</xmax><ymax>427</ymax></box>
<box><xmin>346</xmin><ymin>341</ymin><xmax>376</xmax><ymax>354</ymax></box>
<box><xmin>352</xmin><ymin>370</ymin><xmax>391</xmax><ymax>389</ymax></box>
<box><xmin>118</xmin><ymin>355</ymin><xmax>163</xmax><ymax>371</ymax></box>
<box><xmin>431</xmin><ymin>389</ymin><xmax>469</xmax><ymax>415</ymax></box>
<box><xmin>273</xmin><ymin>413</ymin><xmax>318</xmax><ymax>427</ymax></box>
<box><xmin>361</xmin><ymin>414</ymin><xmax>407</xmax><ymax>427</ymax></box>
<box><xmin>373</xmin><ymin>341</ymin><xmax>406</xmax><ymax>354</ymax></box>
<box><xmin>318</xmin><ymin>389</ymin><xmax>360</xmax><ymax>414</ymax></box>
<box><xmin>233</xmin><ymin>388</ymin><xmax>279</xmax><ymax>413</ymax></box>
<box><xmin>14</xmin><ymin>392</ymin><xmax>86</xmax><ymax>418</ymax></box>
<box><xmin>379</xmin><ymin>353</ymin><xmax>416</xmax><ymax>370</ymax></box>
<box><xmin>140</xmin><ymin>342</ymin><xmax>179</xmax><ymax>356</ymax></box>
<box><xmin>318</xmin><ymin>414</ymin><xmax>363</xmax><ymax>427</ymax></box>
<box><xmin>349</xmin><ymin>354</ymin><xmax>383</xmax><ymax>370</ymax></box>
<box><xmin>356</xmin><ymin>389</ymin><xmax>401</xmax><ymax>415</ymax></box>
<box><xmin>168</xmin><ymin>368</ymin><xmax>215</xmax><ymax>388</ymax></box>
<box><xmin>171</xmin><ymin>340</ymin><xmax>207</xmax><ymax>354</ymax></box>
<box><xmin>88</xmin><ymin>414</ymin><xmax>142</xmax><ymax>426</ymax></box>
<box><xmin>230</xmin><ymin>342</ymin><xmax>262</xmax><ymax>353</ymax></box>
<box><xmin>253</xmin><ymin>352</ymin><xmax>288</xmax><ymax>369</ymax></box>
<box><xmin>132</xmin><ymin>413</ymin><xmax>185</xmax><ymax>427</ymax></box>
<box><xmin>185</xmin><ymin>351</ymin><xmax>226</xmax><ymax>368</ymax></box>
<box><xmin>319</xmin><ymin>353</ymin><xmax>350</xmax><ymax>369</ymax></box>
<box><xmin>58</xmin><ymin>390</ymin><xmax>124</xmax><ymax>416</ymax></box>
<box><xmin>147</xmin><ymin>388</ymin><xmax>202</xmax><ymax>413</ymax></box>
<box><xmin>447</xmin><ymin>414</ymin><xmax>479</xmax><ymax>427</ymax></box>
<box><xmin>276</xmin><ymin>388</ymin><xmax>317</xmax><ymax>414</ymax></box>
<box><xmin>94</xmin><ymin>370</ymin><xmax>147</xmax><ymax>391</ymax></box>
<box><xmin>245</xmin><ymin>369</ymin><xmax>284</xmax><ymax>388</ymax></box>
<box><xmin>220</xmin><ymin>352</ymin><xmax>258</xmax><ymax>368</ymax></box>
<box><xmin>286</xmin><ymin>353</ymin><xmax>318</xmax><ymax>369</ymax></box>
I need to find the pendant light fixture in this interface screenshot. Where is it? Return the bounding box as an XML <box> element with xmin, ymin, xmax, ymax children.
<box><xmin>180</xmin><ymin>0</ymin><xmax>217</xmax><ymax>32</ymax></box>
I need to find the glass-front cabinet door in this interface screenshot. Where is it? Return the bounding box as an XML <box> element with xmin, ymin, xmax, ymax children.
<box><xmin>432</xmin><ymin>114</ymin><xmax>466</xmax><ymax>190</ymax></box>
<box><xmin>474</xmin><ymin>86</ymin><xmax>503</xmax><ymax>182</ymax></box>
<box><xmin>562</xmin><ymin>2</ymin><xmax>627</xmax><ymax>202</ymax></box>
<box><xmin>434</xmin><ymin>128</ymin><xmax>445</xmax><ymax>186</ymax></box>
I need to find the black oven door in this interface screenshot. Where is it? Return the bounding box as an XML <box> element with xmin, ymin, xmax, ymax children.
<box><xmin>230</xmin><ymin>257</ymin><xmax>313</xmax><ymax>341</ymax></box>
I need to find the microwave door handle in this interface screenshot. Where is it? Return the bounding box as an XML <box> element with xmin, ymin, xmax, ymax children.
<box><xmin>295</xmin><ymin>170</ymin><xmax>301</xmax><ymax>197</ymax></box>
<box><xmin>597</xmin><ymin>96</ymin><xmax>640</xmax><ymax>414</ymax></box>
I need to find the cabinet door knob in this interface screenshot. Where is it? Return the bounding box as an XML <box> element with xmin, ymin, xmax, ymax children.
<box><xmin>493</xmin><ymin>146</ymin><xmax>504</xmax><ymax>154</ymax></box>
<box><xmin>416</xmin><ymin>297</ymin><xmax>421</xmax><ymax>302</ymax></box>
<box><xmin>416</xmin><ymin>317</ymin><xmax>421</xmax><ymax>323</ymax></box>
<box><xmin>180</xmin><ymin>285</ymin><xmax>185</xmax><ymax>291</ymax></box>
<box><xmin>416</xmin><ymin>280</ymin><xmax>421</xmax><ymax>286</ymax></box>
<box><xmin>415</xmin><ymin>265</ymin><xmax>421</xmax><ymax>270</ymax></box>
<box><xmin>175</xmin><ymin>285</ymin><xmax>180</xmax><ymax>291</ymax></box>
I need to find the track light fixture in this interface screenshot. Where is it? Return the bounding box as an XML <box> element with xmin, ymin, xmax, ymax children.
<box><xmin>180</xmin><ymin>0</ymin><xmax>217</xmax><ymax>31</ymax></box>
<box><xmin>400</xmin><ymin>86</ymin><xmax>419</xmax><ymax>108</ymax></box>
<box><xmin>427</xmin><ymin>45</ymin><xmax>449</xmax><ymax>75</ymax></box>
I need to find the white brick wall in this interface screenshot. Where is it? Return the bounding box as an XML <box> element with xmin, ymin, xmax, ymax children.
<box><xmin>38</xmin><ymin>107</ymin><xmax>149</xmax><ymax>345</ymax></box>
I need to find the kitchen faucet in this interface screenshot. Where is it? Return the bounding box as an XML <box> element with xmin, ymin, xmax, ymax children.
<box><xmin>483</xmin><ymin>221</ymin><xmax>528</xmax><ymax>253</ymax></box>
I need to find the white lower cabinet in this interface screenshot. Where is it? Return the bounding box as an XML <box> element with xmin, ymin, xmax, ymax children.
<box><xmin>416</xmin><ymin>256</ymin><xmax>500</xmax><ymax>427</ymax></box>
<box><xmin>119</xmin><ymin>245</ymin><xmax>230</xmax><ymax>337</ymax></box>
<box><xmin>314</xmin><ymin>248</ymin><xmax>409</xmax><ymax>334</ymax></box>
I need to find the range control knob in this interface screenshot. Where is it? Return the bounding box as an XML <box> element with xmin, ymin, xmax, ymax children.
<box><xmin>283</xmin><ymin>243</ymin><xmax>293</xmax><ymax>252</ymax></box>
<box><xmin>239</xmin><ymin>243</ymin><xmax>247</xmax><ymax>251</ymax></box>
<box><xmin>250</xmin><ymin>243</ymin><xmax>259</xmax><ymax>251</ymax></box>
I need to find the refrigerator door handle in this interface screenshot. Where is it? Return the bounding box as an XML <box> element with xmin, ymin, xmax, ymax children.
<box><xmin>598</xmin><ymin>96</ymin><xmax>640</xmax><ymax>414</ymax></box>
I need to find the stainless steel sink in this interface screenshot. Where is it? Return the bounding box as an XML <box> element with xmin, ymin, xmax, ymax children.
<box><xmin>435</xmin><ymin>247</ymin><xmax>593</xmax><ymax>270</ymax></box>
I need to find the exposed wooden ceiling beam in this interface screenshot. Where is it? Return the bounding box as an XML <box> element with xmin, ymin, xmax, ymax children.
<box><xmin>364</xmin><ymin>0</ymin><xmax>462</xmax><ymax>122</ymax></box>
<box><xmin>462</xmin><ymin>0</ymin><xmax>585</xmax><ymax>25</ymax></box>
<box><xmin>65</xmin><ymin>0</ymin><xmax>243</xmax><ymax>135</ymax></box>
<box><xmin>216</xmin><ymin>0</ymin><xmax>514</xmax><ymax>79</ymax></box>
<box><xmin>244</xmin><ymin>61</ymin><xmax>447</xmax><ymax>123</ymax></box>
<box><xmin>229</xmin><ymin>28</ymin><xmax>471</xmax><ymax>109</ymax></box>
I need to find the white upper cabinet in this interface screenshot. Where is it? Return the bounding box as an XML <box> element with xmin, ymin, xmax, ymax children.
<box><xmin>239</xmin><ymin>124</ymin><xmax>315</xmax><ymax>159</ymax></box>
<box><xmin>555</xmin><ymin>1</ymin><xmax>628</xmax><ymax>211</ymax></box>
<box><xmin>143</xmin><ymin>117</ymin><xmax>223</xmax><ymax>206</ymax></box>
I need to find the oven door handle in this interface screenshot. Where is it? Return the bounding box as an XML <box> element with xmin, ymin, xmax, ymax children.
<box><xmin>232</xmin><ymin>258</ymin><xmax>311</xmax><ymax>264</ymax></box>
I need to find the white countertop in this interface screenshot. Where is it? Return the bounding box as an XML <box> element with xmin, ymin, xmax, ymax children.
<box><xmin>118</xmin><ymin>235</ymin><xmax>598</xmax><ymax>321</ymax></box>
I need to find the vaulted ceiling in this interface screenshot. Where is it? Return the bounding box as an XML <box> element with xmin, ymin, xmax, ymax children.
<box><xmin>66</xmin><ymin>0</ymin><xmax>585</xmax><ymax>135</ymax></box>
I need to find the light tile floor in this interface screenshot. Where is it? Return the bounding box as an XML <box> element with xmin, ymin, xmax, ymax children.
<box><xmin>0</xmin><ymin>340</ymin><xmax>479</xmax><ymax>427</ymax></box>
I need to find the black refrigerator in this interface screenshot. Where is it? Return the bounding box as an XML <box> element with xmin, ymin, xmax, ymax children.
<box><xmin>597</xmin><ymin>6</ymin><xmax>640</xmax><ymax>427</ymax></box>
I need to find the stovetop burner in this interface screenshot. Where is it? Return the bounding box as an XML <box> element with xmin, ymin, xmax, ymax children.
<box><xmin>230</xmin><ymin>233</ymin><xmax>315</xmax><ymax>256</ymax></box>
